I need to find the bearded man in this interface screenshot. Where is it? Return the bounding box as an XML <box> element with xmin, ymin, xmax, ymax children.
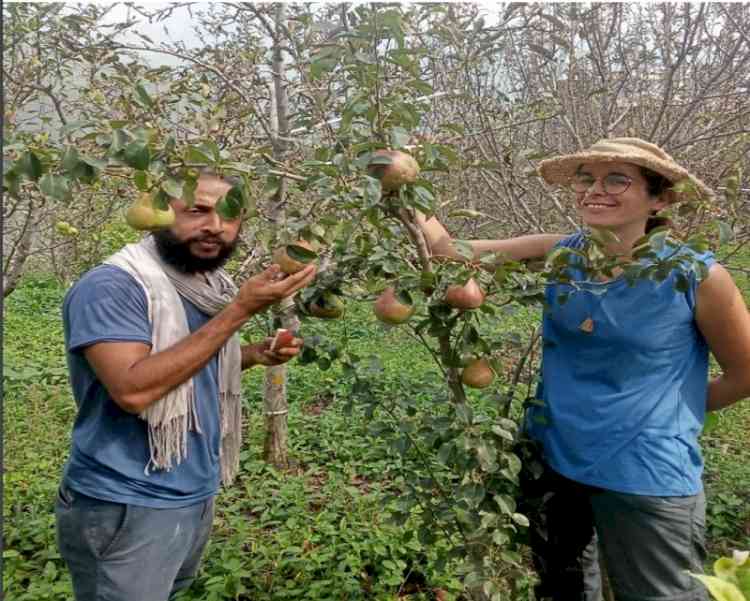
<box><xmin>56</xmin><ymin>172</ymin><xmax>316</xmax><ymax>601</ymax></box>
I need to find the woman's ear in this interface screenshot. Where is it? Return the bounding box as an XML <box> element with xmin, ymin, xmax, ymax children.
<box><xmin>656</xmin><ymin>188</ymin><xmax>678</xmax><ymax>210</ymax></box>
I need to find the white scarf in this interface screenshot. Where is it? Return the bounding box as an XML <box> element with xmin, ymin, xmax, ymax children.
<box><xmin>104</xmin><ymin>235</ymin><xmax>242</xmax><ymax>485</ymax></box>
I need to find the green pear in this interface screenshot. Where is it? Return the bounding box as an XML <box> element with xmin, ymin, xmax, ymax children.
<box><xmin>126</xmin><ymin>193</ymin><xmax>175</xmax><ymax>231</ymax></box>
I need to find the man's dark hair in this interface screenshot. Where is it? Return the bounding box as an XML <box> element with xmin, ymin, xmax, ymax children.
<box><xmin>198</xmin><ymin>168</ymin><xmax>242</xmax><ymax>188</ymax></box>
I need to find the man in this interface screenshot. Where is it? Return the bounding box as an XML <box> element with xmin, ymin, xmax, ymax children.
<box><xmin>56</xmin><ymin>172</ymin><xmax>317</xmax><ymax>601</ymax></box>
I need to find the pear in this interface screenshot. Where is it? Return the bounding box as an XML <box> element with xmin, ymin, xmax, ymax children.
<box><xmin>309</xmin><ymin>292</ymin><xmax>345</xmax><ymax>319</ymax></box>
<box><xmin>125</xmin><ymin>193</ymin><xmax>175</xmax><ymax>231</ymax></box>
<box><xmin>272</xmin><ymin>240</ymin><xmax>317</xmax><ymax>274</ymax></box>
<box><xmin>373</xmin><ymin>286</ymin><xmax>415</xmax><ymax>325</ymax></box>
<box><xmin>367</xmin><ymin>150</ymin><xmax>420</xmax><ymax>192</ymax></box>
<box><xmin>461</xmin><ymin>358</ymin><xmax>495</xmax><ymax>389</ymax></box>
<box><xmin>444</xmin><ymin>278</ymin><xmax>485</xmax><ymax>310</ymax></box>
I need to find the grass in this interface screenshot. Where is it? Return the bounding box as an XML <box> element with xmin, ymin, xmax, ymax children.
<box><xmin>3</xmin><ymin>269</ymin><xmax>750</xmax><ymax>600</ymax></box>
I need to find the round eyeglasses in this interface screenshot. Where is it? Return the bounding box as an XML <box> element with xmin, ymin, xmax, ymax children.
<box><xmin>570</xmin><ymin>173</ymin><xmax>633</xmax><ymax>195</ymax></box>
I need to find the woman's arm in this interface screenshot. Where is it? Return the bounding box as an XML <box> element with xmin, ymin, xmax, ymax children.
<box><xmin>695</xmin><ymin>264</ymin><xmax>750</xmax><ymax>411</ymax></box>
<box><xmin>416</xmin><ymin>212</ymin><xmax>565</xmax><ymax>262</ymax></box>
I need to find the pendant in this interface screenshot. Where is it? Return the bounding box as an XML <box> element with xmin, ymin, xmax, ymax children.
<box><xmin>579</xmin><ymin>317</ymin><xmax>594</xmax><ymax>334</ymax></box>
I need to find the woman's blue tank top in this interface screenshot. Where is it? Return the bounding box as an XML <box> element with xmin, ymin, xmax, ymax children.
<box><xmin>525</xmin><ymin>231</ymin><xmax>715</xmax><ymax>496</ymax></box>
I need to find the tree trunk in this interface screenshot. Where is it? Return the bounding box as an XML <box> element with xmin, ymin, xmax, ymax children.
<box><xmin>262</xmin><ymin>3</ymin><xmax>294</xmax><ymax>468</ymax></box>
<box><xmin>3</xmin><ymin>202</ymin><xmax>35</xmax><ymax>298</ymax></box>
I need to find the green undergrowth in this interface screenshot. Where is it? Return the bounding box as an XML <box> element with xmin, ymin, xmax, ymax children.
<box><xmin>3</xmin><ymin>272</ymin><xmax>749</xmax><ymax>600</ymax></box>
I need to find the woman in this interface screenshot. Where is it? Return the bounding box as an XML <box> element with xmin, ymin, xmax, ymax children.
<box><xmin>417</xmin><ymin>138</ymin><xmax>750</xmax><ymax>601</ymax></box>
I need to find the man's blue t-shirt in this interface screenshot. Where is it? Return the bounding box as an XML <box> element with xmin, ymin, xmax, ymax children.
<box><xmin>61</xmin><ymin>265</ymin><xmax>222</xmax><ymax>508</ymax></box>
<box><xmin>526</xmin><ymin>231</ymin><xmax>715</xmax><ymax>496</ymax></box>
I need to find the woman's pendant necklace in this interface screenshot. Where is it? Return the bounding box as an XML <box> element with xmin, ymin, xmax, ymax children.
<box><xmin>579</xmin><ymin>317</ymin><xmax>595</xmax><ymax>334</ymax></box>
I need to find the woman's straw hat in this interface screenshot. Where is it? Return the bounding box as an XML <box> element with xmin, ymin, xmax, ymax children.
<box><xmin>538</xmin><ymin>137</ymin><xmax>714</xmax><ymax>201</ymax></box>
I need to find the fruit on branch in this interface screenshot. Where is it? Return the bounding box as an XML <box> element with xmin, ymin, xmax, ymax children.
<box><xmin>268</xmin><ymin>328</ymin><xmax>295</xmax><ymax>352</ymax></box>
<box><xmin>367</xmin><ymin>149</ymin><xmax>420</xmax><ymax>192</ymax></box>
<box><xmin>461</xmin><ymin>358</ymin><xmax>495</xmax><ymax>389</ymax></box>
<box><xmin>309</xmin><ymin>292</ymin><xmax>345</xmax><ymax>319</ymax></box>
<box><xmin>272</xmin><ymin>240</ymin><xmax>317</xmax><ymax>274</ymax></box>
<box><xmin>55</xmin><ymin>221</ymin><xmax>79</xmax><ymax>236</ymax></box>
<box><xmin>125</xmin><ymin>192</ymin><xmax>175</xmax><ymax>231</ymax></box>
<box><xmin>373</xmin><ymin>286</ymin><xmax>415</xmax><ymax>325</ymax></box>
<box><xmin>444</xmin><ymin>278</ymin><xmax>485</xmax><ymax>310</ymax></box>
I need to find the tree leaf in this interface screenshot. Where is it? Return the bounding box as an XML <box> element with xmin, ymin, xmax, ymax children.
<box><xmin>3</xmin><ymin>171</ymin><xmax>21</xmax><ymax>197</ymax></box>
<box><xmin>389</xmin><ymin>127</ymin><xmax>410</xmax><ymax>149</ymax></box>
<box><xmin>717</xmin><ymin>221</ymin><xmax>734</xmax><ymax>246</ymax></box>
<box><xmin>455</xmin><ymin>402</ymin><xmax>473</xmax><ymax>425</ymax></box>
<box><xmin>453</xmin><ymin>240</ymin><xmax>475</xmax><ymax>261</ymax></box>
<box><xmin>61</xmin><ymin>146</ymin><xmax>80</xmax><ymax>171</ymax></box>
<box><xmin>493</xmin><ymin>494</ymin><xmax>516</xmax><ymax>515</ymax></box>
<box><xmin>687</xmin><ymin>574</ymin><xmax>745</xmax><ymax>601</ymax></box>
<box><xmin>134</xmin><ymin>83</ymin><xmax>154</xmax><ymax>108</ymax></box>
<box><xmin>39</xmin><ymin>174</ymin><xmax>72</xmax><ymax>201</ymax></box>
<box><xmin>161</xmin><ymin>177</ymin><xmax>184</xmax><ymax>199</ymax></box>
<box><xmin>185</xmin><ymin>145</ymin><xmax>213</xmax><ymax>165</ymax></box>
<box><xmin>123</xmin><ymin>142</ymin><xmax>150</xmax><ymax>170</ymax></box>
<box><xmin>80</xmin><ymin>155</ymin><xmax>107</xmax><ymax>170</ymax></box>
<box><xmin>17</xmin><ymin>152</ymin><xmax>44</xmax><ymax>181</ymax></box>
<box><xmin>133</xmin><ymin>170</ymin><xmax>149</xmax><ymax>191</ymax></box>
<box><xmin>287</xmin><ymin>244</ymin><xmax>317</xmax><ymax>263</ymax></box>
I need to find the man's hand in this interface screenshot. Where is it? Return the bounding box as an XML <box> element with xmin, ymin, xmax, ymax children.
<box><xmin>241</xmin><ymin>336</ymin><xmax>304</xmax><ymax>369</ymax></box>
<box><xmin>235</xmin><ymin>263</ymin><xmax>316</xmax><ymax>316</ymax></box>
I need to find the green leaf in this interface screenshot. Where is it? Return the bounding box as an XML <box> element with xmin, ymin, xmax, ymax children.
<box><xmin>494</xmin><ymin>494</ymin><xmax>516</xmax><ymax>515</ymax></box>
<box><xmin>407</xmin><ymin>79</ymin><xmax>433</xmax><ymax>95</ymax></box>
<box><xmin>453</xmin><ymin>240</ymin><xmax>475</xmax><ymax>261</ymax></box>
<box><xmin>455</xmin><ymin>402</ymin><xmax>473</xmax><ymax>425</ymax></box>
<box><xmin>108</xmin><ymin>129</ymin><xmax>131</xmax><ymax>155</ymax></box>
<box><xmin>382</xmin><ymin>11</ymin><xmax>405</xmax><ymax>48</ymax></box>
<box><xmin>492</xmin><ymin>425</ymin><xmax>514</xmax><ymax>442</ymax></box>
<box><xmin>437</xmin><ymin>442</ymin><xmax>453</xmax><ymax>465</ymax></box>
<box><xmin>80</xmin><ymin>155</ymin><xmax>107</xmax><ymax>170</ymax></box>
<box><xmin>134</xmin><ymin>83</ymin><xmax>154</xmax><ymax>108</ymax></box>
<box><xmin>717</xmin><ymin>221</ymin><xmax>734</xmax><ymax>246</ymax></box>
<box><xmin>185</xmin><ymin>145</ymin><xmax>213</xmax><ymax>165</ymax></box>
<box><xmin>3</xmin><ymin>171</ymin><xmax>21</xmax><ymax>197</ymax></box>
<box><xmin>61</xmin><ymin>146</ymin><xmax>80</xmax><ymax>171</ymax></box>
<box><xmin>411</xmin><ymin>186</ymin><xmax>435</xmax><ymax>213</ymax></box>
<box><xmin>123</xmin><ymin>142</ymin><xmax>150</xmax><ymax>170</ymax></box>
<box><xmin>216</xmin><ymin>197</ymin><xmax>242</xmax><ymax>221</ymax></box>
<box><xmin>17</xmin><ymin>151</ymin><xmax>44</xmax><ymax>181</ymax></box>
<box><xmin>588</xmin><ymin>226</ymin><xmax>621</xmax><ymax>247</ymax></box>
<box><xmin>511</xmin><ymin>512</ymin><xmax>529</xmax><ymax>527</ymax></box>
<box><xmin>476</xmin><ymin>442</ymin><xmax>496</xmax><ymax>471</ymax></box>
<box><xmin>449</xmin><ymin>209</ymin><xmax>485</xmax><ymax>219</ymax></box>
<box><xmin>674</xmin><ymin>273</ymin><xmax>690</xmax><ymax>294</ymax></box>
<box><xmin>133</xmin><ymin>170</ymin><xmax>149</xmax><ymax>191</ymax></box>
<box><xmin>287</xmin><ymin>244</ymin><xmax>318</xmax><ymax>263</ymax></box>
<box><xmin>389</xmin><ymin>127</ymin><xmax>410</xmax><ymax>149</ymax></box>
<box><xmin>60</xmin><ymin>119</ymin><xmax>96</xmax><ymax>138</ymax></box>
<box><xmin>360</xmin><ymin>176</ymin><xmax>381</xmax><ymax>207</ymax></box>
<box><xmin>39</xmin><ymin>174</ymin><xmax>72</xmax><ymax>201</ymax></box>
<box><xmin>71</xmin><ymin>162</ymin><xmax>97</xmax><ymax>184</ymax></box>
<box><xmin>182</xmin><ymin>176</ymin><xmax>198</xmax><ymax>207</ymax></box>
<box><xmin>262</xmin><ymin>176</ymin><xmax>280</xmax><ymax>199</ymax></box>
<box><xmin>687</xmin><ymin>574</ymin><xmax>746</xmax><ymax>601</ymax></box>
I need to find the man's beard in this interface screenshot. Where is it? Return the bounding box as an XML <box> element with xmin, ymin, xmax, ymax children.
<box><xmin>152</xmin><ymin>229</ymin><xmax>239</xmax><ymax>274</ymax></box>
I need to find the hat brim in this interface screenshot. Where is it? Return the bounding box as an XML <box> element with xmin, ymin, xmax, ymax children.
<box><xmin>538</xmin><ymin>152</ymin><xmax>714</xmax><ymax>202</ymax></box>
